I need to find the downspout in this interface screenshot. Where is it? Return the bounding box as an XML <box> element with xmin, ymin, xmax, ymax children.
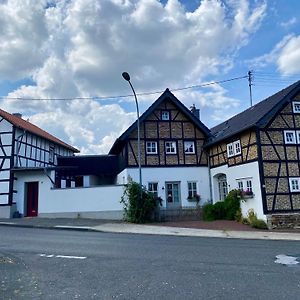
<box><xmin>204</xmin><ymin>148</ymin><xmax>213</xmax><ymax>204</ymax></box>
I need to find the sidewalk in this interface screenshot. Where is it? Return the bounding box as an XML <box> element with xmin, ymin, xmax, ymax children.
<box><xmin>1</xmin><ymin>217</ymin><xmax>300</xmax><ymax>241</ymax></box>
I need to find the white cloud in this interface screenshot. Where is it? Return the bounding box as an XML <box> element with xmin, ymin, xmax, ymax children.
<box><xmin>280</xmin><ymin>17</ymin><xmax>297</xmax><ymax>29</ymax></box>
<box><xmin>249</xmin><ymin>34</ymin><xmax>300</xmax><ymax>75</ymax></box>
<box><xmin>0</xmin><ymin>0</ymin><xmax>267</xmax><ymax>153</ymax></box>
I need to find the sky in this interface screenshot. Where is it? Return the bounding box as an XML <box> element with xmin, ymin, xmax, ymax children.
<box><xmin>0</xmin><ymin>0</ymin><xmax>300</xmax><ymax>154</ymax></box>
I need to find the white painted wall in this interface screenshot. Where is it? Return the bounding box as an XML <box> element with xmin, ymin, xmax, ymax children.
<box><xmin>210</xmin><ymin>161</ymin><xmax>266</xmax><ymax>220</ymax></box>
<box><xmin>125</xmin><ymin>166</ymin><xmax>210</xmax><ymax>208</ymax></box>
<box><xmin>13</xmin><ymin>170</ymin><xmax>124</xmax><ymax>219</ymax></box>
<box><xmin>0</xmin><ymin>119</ymin><xmax>13</xmax><ymax>205</ymax></box>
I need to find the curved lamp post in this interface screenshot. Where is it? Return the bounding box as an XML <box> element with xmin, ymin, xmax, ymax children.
<box><xmin>122</xmin><ymin>72</ymin><xmax>142</xmax><ymax>198</ymax></box>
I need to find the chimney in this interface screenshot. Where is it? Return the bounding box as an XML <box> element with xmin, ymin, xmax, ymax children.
<box><xmin>190</xmin><ymin>104</ymin><xmax>200</xmax><ymax>120</ymax></box>
<box><xmin>12</xmin><ymin>113</ymin><xmax>22</xmax><ymax>118</ymax></box>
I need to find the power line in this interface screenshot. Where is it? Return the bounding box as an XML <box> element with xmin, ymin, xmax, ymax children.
<box><xmin>0</xmin><ymin>75</ymin><xmax>248</xmax><ymax>101</ymax></box>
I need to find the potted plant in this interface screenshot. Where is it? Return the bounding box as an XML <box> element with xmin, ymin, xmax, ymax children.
<box><xmin>187</xmin><ymin>193</ymin><xmax>201</xmax><ymax>203</ymax></box>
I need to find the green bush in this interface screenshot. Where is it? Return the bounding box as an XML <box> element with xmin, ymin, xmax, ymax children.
<box><xmin>235</xmin><ymin>208</ymin><xmax>242</xmax><ymax>222</ymax></box>
<box><xmin>202</xmin><ymin>204</ymin><xmax>215</xmax><ymax>221</ymax></box>
<box><xmin>120</xmin><ymin>181</ymin><xmax>157</xmax><ymax>223</ymax></box>
<box><xmin>202</xmin><ymin>189</ymin><xmax>241</xmax><ymax>221</ymax></box>
<box><xmin>251</xmin><ymin>219</ymin><xmax>268</xmax><ymax>229</ymax></box>
<box><xmin>213</xmin><ymin>201</ymin><xmax>226</xmax><ymax>219</ymax></box>
<box><xmin>246</xmin><ymin>209</ymin><xmax>268</xmax><ymax>229</ymax></box>
<box><xmin>224</xmin><ymin>190</ymin><xmax>241</xmax><ymax>220</ymax></box>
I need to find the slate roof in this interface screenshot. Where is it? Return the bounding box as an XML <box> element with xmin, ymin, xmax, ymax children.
<box><xmin>0</xmin><ymin>108</ymin><xmax>79</xmax><ymax>153</ymax></box>
<box><xmin>109</xmin><ymin>88</ymin><xmax>211</xmax><ymax>154</ymax></box>
<box><xmin>207</xmin><ymin>80</ymin><xmax>300</xmax><ymax>146</ymax></box>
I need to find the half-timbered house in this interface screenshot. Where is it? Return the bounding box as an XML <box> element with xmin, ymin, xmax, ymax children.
<box><xmin>206</xmin><ymin>80</ymin><xmax>300</xmax><ymax>226</ymax></box>
<box><xmin>0</xmin><ymin>109</ymin><xmax>79</xmax><ymax>218</ymax></box>
<box><xmin>109</xmin><ymin>88</ymin><xmax>211</xmax><ymax>214</ymax></box>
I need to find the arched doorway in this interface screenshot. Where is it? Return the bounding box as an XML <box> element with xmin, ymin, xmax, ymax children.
<box><xmin>213</xmin><ymin>174</ymin><xmax>228</xmax><ymax>201</ymax></box>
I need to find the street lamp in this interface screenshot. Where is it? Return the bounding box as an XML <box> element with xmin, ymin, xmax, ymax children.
<box><xmin>122</xmin><ymin>72</ymin><xmax>142</xmax><ymax>199</ymax></box>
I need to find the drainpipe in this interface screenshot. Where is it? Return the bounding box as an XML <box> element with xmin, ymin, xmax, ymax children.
<box><xmin>204</xmin><ymin>148</ymin><xmax>213</xmax><ymax>204</ymax></box>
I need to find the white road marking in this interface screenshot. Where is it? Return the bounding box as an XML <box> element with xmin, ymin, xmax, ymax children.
<box><xmin>275</xmin><ymin>254</ymin><xmax>299</xmax><ymax>265</ymax></box>
<box><xmin>55</xmin><ymin>255</ymin><xmax>86</xmax><ymax>259</ymax></box>
<box><xmin>39</xmin><ymin>254</ymin><xmax>86</xmax><ymax>260</ymax></box>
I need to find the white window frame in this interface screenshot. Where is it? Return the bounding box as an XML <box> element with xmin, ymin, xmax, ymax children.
<box><xmin>289</xmin><ymin>177</ymin><xmax>300</xmax><ymax>192</ymax></box>
<box><xmin>292</xmin><ymin>101</ymin><xmax>300</xmax><ymax>113</ymax></box>
<box><xmin>161</xmin><ymin>111</ymin><xmax>170</xmax><ymax>121</ymax></box>
<box><xmin>237</xmin><ymin>181</ymin><xmax>243</xmax><ymax>191</ymax></box>
<box><xmin>296</xmin><ymin>130</ymin><xmax>300</xmax><ymax>144</ymax></box>
<box><xmin>227</xmin><ymin>143</ymin><xmax>234</xmax><ymax>157</ymax></box>
<box><xmin>188</xmin><ymin>181</ymin><xmax>197</xmax><ymax>198</ymax></box>
<box><xmin>148</xmin><ymin>182</ymin><xmax>158</xmax><ymax>197</ymax></box>
<box><xmin>284</xmin><ymin>130</ymin><xmax>296</xmax><ymax>144</ymax></box>
<box><xmin>165</xmin><ymin>141</ymin><xmax>176</xmax><ymax>154</ymax></box>
<box><xmin>233</xmin><ymin>140</ymin><xmax>241</xmax><ymax>155</ymax></box>
<box><xmin>184</xmin><ymin>141</ymin><xmax>195</xmax><ymax>154</ymax></box>
<box><xmin>236</xmin><ymin>178</ymin><xmax>253</xmax><ymax>193</ymax></box>
<box><xmin>146</xmin><ymin>141</ymin><xmax>157</xmax><ymax>154</ymax></box>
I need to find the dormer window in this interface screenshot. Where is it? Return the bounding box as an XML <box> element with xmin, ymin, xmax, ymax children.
<box><xmin>161</xmin><ymin>111</ymin><xmax>170</xmax><ymax>121</ymax></box>
<box><xmin>292</xmin><ymin>102</ymin><xmax>300</xmax><ymax>113</ymax></box>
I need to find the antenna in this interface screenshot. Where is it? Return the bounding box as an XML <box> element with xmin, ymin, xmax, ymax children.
<box><xmin>248</xmin><ymin>70</ymin><xmax>253</xmax><ymax>107</ymax></box>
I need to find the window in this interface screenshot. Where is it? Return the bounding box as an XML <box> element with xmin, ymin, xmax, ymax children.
<box><xmin>289</xmin><ymin>178</ymin><xmax>300</xmax><ymax>192</ymax></box>
<box><xmin>184</xmin><ymin>141</ymin><xmax>195</xmax><ymax>154</ymax></box>
<box><xmin>296</xmin><ymin>131</ymin><xmax>300</xmax><ymax>144</ymax></box>
<box><xmin>227</xmin><ymin>140</ymin><xmax>241</xmax><ymax>157</ymax></box>
<box><xmin>148</xmin><ymin>182</ymin><xmax>158</xmax><ymax>197</ymax></box>
<box><xmin>188</xmin><ymin>181</ymin><xmax>197</xmax><ymax>198</ymax></box>
<box><xmin>233</xmin><ymin>140</ymin><xmax>241</xmax><ymax>155</ymax></box>
<box><xmin>284</xmin><ymin>130</ymin><xmax>296</xmax><ymax>144</ymax></box>
<box><xmin>293</xmin><ymin>102</ymin><xmax>300</xmax><ymax>113</ymax></box>
<box><xmin>236</xmin><ymin>178</ymin><xmax>253</xmax><ymax>194</ymax></box>
<box><xmin>165</xmin><ymin>141</ymin><xmax>176</xmax><ymax>154</ymax></box>
<box><xmin>238</xmin><ymin>181</ymin><xmax>243</xmax><ymax>191</ymax></box>
<box><xmin>161</xmin><ymin>111</ymin><xmax>170</xmax><ymax>121</ymax></box>
<box><xmin>246</xmin><ymin>180</ymin><xmax>252</xmax><ymax>192</ymax></box>
<box><xmin>227</xmin><ymin>140</ymin><xmax>242</xmax><ymax>157</ymax></box>
<box><xmin>227</xmin><ymin>143</ymin><xmax>234</xmax><ymax>157</ymax></box>
<box><xmin>49</xmin><ymin>146</ymin><xmax>55</xmax><ymax>163</ymax></box>
<box><xmin>146</xmin><ymin>141</ymin><xmax>157</xmax><ymax>154</ymax></box>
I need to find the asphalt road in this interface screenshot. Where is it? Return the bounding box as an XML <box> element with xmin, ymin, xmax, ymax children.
<box><xmin>0</xmin><ymin>227</ymin><xmax>299</xmax><ymax>299</ymax></box>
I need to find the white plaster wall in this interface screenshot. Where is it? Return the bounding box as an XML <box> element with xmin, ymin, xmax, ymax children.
<box><xmin>13</xmin><ymin>171</ymin><xmax>51</xmax><ymax>215</ymax></box>
<box><xmin>210</xmin><ymin>161</ymin><xmax>266</xmax><ymax>220</ymax></box>
<box><xmin>41</xmin><ymin>185</ymin><xmax>124</xmax><ymax>214</ymax></box>
<box><xmin>13</xmin><ymin>170</ymin><xmax>124</xmax><ymax>218</ymax></box>
<box><xmin>125</xmin><ymin>167</ymin><xmax>210</xmax><ymax>208</ymax></box>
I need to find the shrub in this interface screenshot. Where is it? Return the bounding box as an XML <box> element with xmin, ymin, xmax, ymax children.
<box><xmin>235</xmin><ymin>208</ymin><xmax>242</xmax><ymax>222</ymax></box>
<box><xmin>202</xmin><ymin>204</ymin><xmax>215</xmax><ymax>221</ymax></box>
<box><xmin>224</xmin><ymin>190</ymin><xmax>241</xmax><ymax>220</ymax></box>
<box><xmin>251</xmin><ymin>219</ymin><xmax>268</xmax><ymax>229</ymax></box>
<box><xmin>246</xmin><ymin>209</ymin><xmax>268</xmax><ymax>229</ymax></box>
<box><xmin>202</xmin><ymin>189</ymin><xmax>241</xmax><ymax>221</ymax></box>
<box><xmin>213</xmin><ymin>201</ymin><xmax>226</xmax><ymax>219</ymax></box>
<box><xmin>241</xmin><ymin>217</ymin><xmax>250</xmax><ymax>225</ymax></box>
<box><xmin>120</xmin><ymin>181</ymin><xmax>157</xmax><ymax>223</ymax></box>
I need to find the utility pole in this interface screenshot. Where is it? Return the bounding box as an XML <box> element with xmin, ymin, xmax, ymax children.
<box><xmin>248</xmin><ymin>70</ymin><xmax>253</xmax><ymax>107</ymax></box>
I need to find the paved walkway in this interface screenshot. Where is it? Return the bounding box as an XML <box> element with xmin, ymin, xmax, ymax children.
<box><xmin>1</xmin><ymin>217</ymin><xmax>300</xmax><ymax>241</ymax></box>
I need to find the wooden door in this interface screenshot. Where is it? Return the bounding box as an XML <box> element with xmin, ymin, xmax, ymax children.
<box><xmin>26</xmin><ymin>182</ymin><xmax>39</xmax><ymax>217</ymax></box>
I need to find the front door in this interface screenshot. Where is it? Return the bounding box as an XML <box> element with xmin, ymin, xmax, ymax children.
<box><xmin>26</xmin><ymin>182</ymin><xmax>39</xmax><ymax>217</ymax></box>
<box><xmin>166</xmin><ymin>182</ymin><xmax>181</xmax><ymax>208</ymax></box>
<box><xmin>218</xmin><ymin>175</ymin><xmax>228</xmax><ymax>201</ymax></box>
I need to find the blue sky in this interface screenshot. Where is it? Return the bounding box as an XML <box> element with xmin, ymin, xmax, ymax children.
<box><xmin>0</xmin><ymin>0</ymin><xmax>300</xmax><ymax>153</ymax></box>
